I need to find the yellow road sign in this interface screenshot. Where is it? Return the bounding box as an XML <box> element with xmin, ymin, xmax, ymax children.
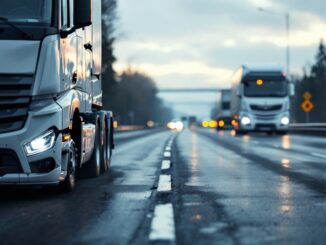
<box><xmin>301</xmin><ymin>100</ymin><xmax>314</xmax><ymax>113</ymax></box>
<box><xmin>303</xmin><ymin>92</ymin><xmax>312</xmax><ymax>100</ymax></box>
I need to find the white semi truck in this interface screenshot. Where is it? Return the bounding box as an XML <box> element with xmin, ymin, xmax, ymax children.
<box><xmin>230</xmin><ymin>65</ymin><xmax>294</xmax><ymax>134</ymax></box>
<box><xmin>0</xmin><ymin>0</ymin><xmax>114</xmax><ymax>191</ymax></box>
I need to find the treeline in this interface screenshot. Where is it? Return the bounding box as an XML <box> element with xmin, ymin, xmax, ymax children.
<box><xmin>291</xmin><ymin>40</ymin><xmax>326</xmax><ymax>123</ymax></box>
<box><xmin>101</xmin><ymin>0</ymin><xmax>173</xmax><ymax>126</ymax></box>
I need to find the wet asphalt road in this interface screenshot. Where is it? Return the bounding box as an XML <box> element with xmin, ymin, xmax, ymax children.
<box><xmin>1</xmin><ymin>129</ymin><xmax>326</xmax><ymax>244</ymax></box>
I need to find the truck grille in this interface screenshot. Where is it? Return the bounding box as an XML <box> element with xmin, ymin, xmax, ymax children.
<box><xmin>0</xmin><ymin>75</ymin><xmax>33</xmax><ymax>133</ymax></box>
<box><xmin>0</xmin><ymin>149</ymin><xmax>23</xmax><ymax>176</ymax></box>
<box><xmin>250</xmin><ymin>104</ymin><xmax>283</xmax><ymax>111</ymax></box>
<box><xmin>254</xmin><ymin>113</ymin><xmax>278</xmax><ymax>121</ymax></box>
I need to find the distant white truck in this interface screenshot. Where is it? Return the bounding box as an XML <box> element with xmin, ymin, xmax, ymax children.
<box><xmin>230</xmin><ymin>65</ymin><xmax>294</xmax><ymax>134</ymax></box>
<box><xmin>0</xmin><ymin>0</ymin><xmax>114</xmax><ymax>191</ymax></box>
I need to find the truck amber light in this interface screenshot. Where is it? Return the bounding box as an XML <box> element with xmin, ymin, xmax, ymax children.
<box><xmin>209</xmin><ymin>121</ymin><xmax>218</xmax><ymax>128</ymax></box>
<box><xmin>257</xmin><ymin>79</ymin><xmax>263</xmax><ymax>86</ymax></box>
<box><xmin>24</xmin><ymin>130</ymin><xmax>56</xmax><ymax>156</ymax></box>
<box><xmin>218</xmin><ymin>120</ymin><xmax>225</xmax><ymax>127</ymax></box>
<box><xmin>202</xmin><ymin>121</ymin><xmax>209</xmax><ymax>128</ymax></box>
<box><xmin>63</xmin><ymin>135</ymin><xmax>71</xmax><ymax>142</ymax></box>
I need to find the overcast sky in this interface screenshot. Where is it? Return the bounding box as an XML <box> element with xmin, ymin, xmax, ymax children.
<box><xmin>113</xmin><ymin>0</ymin><xmax>326</xmax><ymax>118</ymax></box>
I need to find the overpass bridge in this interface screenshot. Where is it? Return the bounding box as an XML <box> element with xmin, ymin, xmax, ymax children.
<box><xmin>159</xmin><ymin>88</ymin><xmax>224</xmax><ymax>93</ymax></box>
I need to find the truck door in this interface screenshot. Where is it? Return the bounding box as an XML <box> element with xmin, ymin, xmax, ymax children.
<box><xmin>60</xmin><ymin>0</ymin><xmax>78</xmax><ymax>93</ymax></box>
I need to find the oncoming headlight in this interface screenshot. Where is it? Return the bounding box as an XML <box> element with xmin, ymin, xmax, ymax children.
<box><xmin>241</xmin><ymin>116</ymin><xmax>251</xmax><ymax>125</ymax></box>
<box><xmin>24</xmin><ymin>130</ymin><xmax>56</xmax><ymax>156</ymax></box>
<box><xmin>281</xmin><ymin>117</ymin><xmax>290</xmax><ymax>125</ymax></box>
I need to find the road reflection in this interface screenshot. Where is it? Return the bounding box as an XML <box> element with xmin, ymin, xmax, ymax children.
<box><xmin>279</xmin><ymin>176</ymin><xmax>292</xmax><ymax>215</ymax></box>
<box><xmin>282</xmin><ymin>135</ymin><xmax>291</xmax><ymax>149</ymax></box>
<box><xmin>188</xmin><ymin>131</ymin><xmax>200</xmax><ymax>186</ymax></box>
<box><xmin>281</xmin><ymin>158</ymin><xmax>291</xmax><ymax>169</ymax></box>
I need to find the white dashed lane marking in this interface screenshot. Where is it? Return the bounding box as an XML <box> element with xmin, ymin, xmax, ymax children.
<box><xmin>161</xmin><ymin>160</ymin><xmax>171</xmax><ymax>170</ymax></box>
<box><xmin>157</xmin><ymin>175</ymin><xmax>172</xmax><ymax>192</ymax></box>
<box><xmin>164</xmin><ymin>151</ymin><xmax>171</xmax><ymax>157</ymax></box>
<box><xmin>149</xmin><ymin>204</ymin><xmax>176</xmax><ymax>241</ymax></box>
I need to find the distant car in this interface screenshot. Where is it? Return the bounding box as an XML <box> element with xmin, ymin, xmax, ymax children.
<box><xmin>216</xmin><ymin>117</ymin><xmax>236</xmax><ymax>130</ymax></box>
<box><xmin>167</xmin><ymin>120</ymin><xmax>184</xmax><ymax>131</ymax></box>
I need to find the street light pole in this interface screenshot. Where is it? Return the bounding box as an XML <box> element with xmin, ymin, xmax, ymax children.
<box><xmin>285</xmin><ymin>12</ymin><xmax>290</xmax><ymax>77</ymax></box>
<box><xmin>258</xmin><ymin>8</ymin><xmax>291</xmax><ymax>77</ymax></box>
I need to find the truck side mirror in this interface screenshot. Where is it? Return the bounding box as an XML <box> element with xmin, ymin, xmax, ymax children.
<box><xmin>289</xmin><ymin>83</ymin><xmax>295</xmax><ymax>96</ymax></box>
<box><xmin>74</xmin><ymin>0</ymin><xmax>92</xmax><ymax>28</ymax></box>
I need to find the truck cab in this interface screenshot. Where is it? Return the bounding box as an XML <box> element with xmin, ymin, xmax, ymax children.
<box><xmin>0</xmin><ymin>0</ymin><xmax>114</xmax><ymax>191</ymax></box>
<box><xmin>230</xmin><ymin>65</ymin><xmax>294</xmax><ymax>134</ymax></box>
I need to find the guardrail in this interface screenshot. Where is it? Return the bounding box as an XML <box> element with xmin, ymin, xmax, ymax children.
<box><xmin>116</xmin><ymin>125</ymin><xmax>146</xmax><ymax>132</ymax></box>
<box><xmin>289</xmin><ymin>123</ymin><xmax>326</xmax><ymax>135</ymax></box>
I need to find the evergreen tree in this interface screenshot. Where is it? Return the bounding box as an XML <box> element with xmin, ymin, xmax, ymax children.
<box><xmin>291</xmin><ymin>39</ymin><xmax>326</xmax><ymax>122</ymax></box>
<box><xmin>102</xmin><ymin>0</ymin><xmax>117</xmax><ymax>110</ymax></box>
<box><xmin>311</xmin><ymin>39</ymin><xmax>326</xmax><ymax>80</ymax></box>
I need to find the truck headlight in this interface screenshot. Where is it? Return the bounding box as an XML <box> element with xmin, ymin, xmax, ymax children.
<box><xmin>241</xmin><ymin>116</ymin><xmax>251</xmax><ymax>125</ymax></box>
<box><xmin>24</xmin><ymin>130</ymin><xmax>56</xmax><ymax>156</ymax></box>
<box><xmin>281</xmin><ymin>117</ymin><xmax>290</xmax><ymax>125</ymax></box>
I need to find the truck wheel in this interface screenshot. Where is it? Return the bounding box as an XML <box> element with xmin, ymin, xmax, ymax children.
<box><xmin>60</xmin><ymin>142</ymin><xmax>77</xmax><ymax>192</ymax></box>
<box><xmin>86</xmin><ymin>121</ymin><xmax>101</xmax><ymax>178</ymax></box>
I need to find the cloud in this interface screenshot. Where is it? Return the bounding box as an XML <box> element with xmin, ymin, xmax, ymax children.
<box><xmin>114</xmin><ymin>61</ymin><xmax>233</xmax><ymax>88</ymax></box>
<box><xmin>224</xmin><ymin>39</ymin><xmax>237</xmax><ymax>48</ymax></box>
<box><xmin>115</xmin><ymin>0</ymin><xmax>326</xmax><ymax>90</ymax></box>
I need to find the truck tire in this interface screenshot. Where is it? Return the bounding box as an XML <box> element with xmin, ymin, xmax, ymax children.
<box><xmin>86</xmin><ymin>120</ymin><xmax>101</xmax><ymax>178</ymax></box>
<box><xmin>60</xmin><ymin>141</ymin><xmax>77</xmax><ymax>192</ymax></box>
<box><xmin>101</xmin><ymin>116</ymin><xmax>109</xmax><ymax>173</ymax></box>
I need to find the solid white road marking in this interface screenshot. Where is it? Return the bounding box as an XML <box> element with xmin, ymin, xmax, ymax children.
<box><xmin>157</xmin><ymin>175</ymin><xmax>172</xmax><ymax>192</ymax></box>
<box><xmin>311</xmin><ymin>152</ymin><xmax>326</xmax><ymax>159</ymax></box>
<box><xmin>164</xmin><ymin>151</ymin><xmax>171</xmax><ymax>157</ymax></box>
<box><xmin>161</xmin><ymin>160</ymin><xmax>171</xmax><ymax>170</ymax></box>
<box><xmin>149</xmin><ymin>204</ymin><xmax>176</xmax><ymax>241</ymax></box>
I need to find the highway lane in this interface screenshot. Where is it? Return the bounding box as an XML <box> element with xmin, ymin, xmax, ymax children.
<box><xmin>1</xmin><ymin>128</ymin><xmax>326</xmax><ymax>245</ymax></box>
<box><xmin>0</xmin><ymin>130</ymin><xmax>171</xmax><ymax>245</ymax></box>
<box><xmin>173</xmin><ymin>129</ymin><xmax>326</xmax><ymax>244</ymax></box>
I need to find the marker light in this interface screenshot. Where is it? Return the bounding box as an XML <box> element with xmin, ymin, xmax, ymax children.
<box><xmin>241</xmin><ymin>117</ymin><xmax>251</xmax><ymax>125</ymax></box>
<box><xmin>257</xmin><ymin>79</ymin><xmax>263</xmax><ymax>86</ymax></box>
<box><xmin>281</xmin><ymin>117</ymin><xmax>290</xmax><ymax>125</ymax></box>
<box><xmin>25</xmin><ymin>130</ymin><xmax>56</xmax><ymax>156</ymax></box>
<box><xmin>209</xmin><ymin>120</ymin><xmax>218</xmax><ymax>128</ymax></box>
<box><xmin>218</xmin><ymin>120</ymin><xmax>225</xmax><ymax>128</ymax></box>
<box><xmin>202</xmin><ymin>121</ymin><xmax>209</xmax><ymax>128</ymax></box>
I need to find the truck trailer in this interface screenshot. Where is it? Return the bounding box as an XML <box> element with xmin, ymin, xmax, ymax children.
<box><xmin>0</xmin><ymin>0</ymin><xmax>114</xmax><ymax>191</ymax></box>
<box><xmin>230</xmin><ymin>65</ymin><xmax>294</xmax><ymax>134</ymax></box>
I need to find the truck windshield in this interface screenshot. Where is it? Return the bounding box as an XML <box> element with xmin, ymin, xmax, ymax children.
<box><xmin>0</xmin><ymin>0</ymin><xmax>52</xmax><ymax>26</ymax></box>
<box><xmin>244</xmin><ymin>80</ymin><xmax>288</xmax><ymax>97</ymax></box>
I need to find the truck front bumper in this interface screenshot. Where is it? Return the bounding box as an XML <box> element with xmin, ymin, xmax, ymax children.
<box><xmin>0</xmin><ymin>102</ymin><xmax>63</xmax><ymax>186</ymax></box>
<box><xmin>239</xmin><ymin>113</ymin><xmax>289</xmax><ymax>132</ymax></box>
